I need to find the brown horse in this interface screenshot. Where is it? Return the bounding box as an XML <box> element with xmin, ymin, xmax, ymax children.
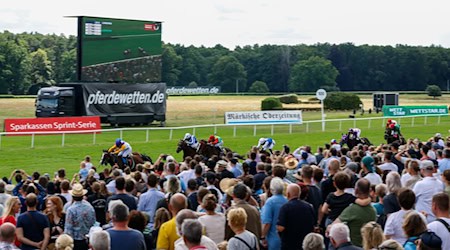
<box><xmin>176</xmin><ymin>140</ymin><xmax>197</xmax><ymax>160</ymax></box>
<box><xmin>100</xmin><ymin>150</ymin><xmax>152</xmax><ymax>170</ymax></box>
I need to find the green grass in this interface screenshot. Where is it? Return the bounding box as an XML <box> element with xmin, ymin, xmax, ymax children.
<box><xmin>0</xmin><ymin>115</ymin><xmax>448</xmax><ymax>180</ymax></box>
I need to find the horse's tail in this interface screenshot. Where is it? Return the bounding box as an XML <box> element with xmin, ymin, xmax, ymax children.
<box><xmin>141</xmin><ymin>153</ymin><xmax>153</xmax><ymax>164</ymax></box>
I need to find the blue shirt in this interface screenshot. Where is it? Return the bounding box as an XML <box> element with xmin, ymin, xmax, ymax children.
<box><xmin>231</xmin><ymin>166</ymin><xmax>242</xmax><ymax>178</ymax></box>
<box><xmin>64</xmin><ymin>200</ymin><xmax>96</xmax><ymax>240</ymax></box>
<box><xmin>138</xmin><ymin>188</ymin><xmax>165</xmax><ymax>225</ymax></box>
<box><xmin>439</xmin><ymin>158</ymin><xmax>450</xmax><ymax>174</ymax></box>
<box><xmin>107</xmin><ymin>229</ymin><xmax>146</xmax><ymax>250</ymax></box>
<box><xmin>261</xmin><ymin>194</ymin><xmax>288</xmax><ymax>250</ymax></box>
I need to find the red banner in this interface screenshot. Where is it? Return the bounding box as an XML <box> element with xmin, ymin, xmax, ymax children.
<box><xmin>4</xmin><ymin>116</ymin><xmax>101</xmax><ymax>135</ymax></box>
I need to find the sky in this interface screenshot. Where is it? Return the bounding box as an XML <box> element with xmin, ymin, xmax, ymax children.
<box><xmin>1</xmin><ymin>0</ymin><xmax>450</xmax><ymax>49</ymax></box>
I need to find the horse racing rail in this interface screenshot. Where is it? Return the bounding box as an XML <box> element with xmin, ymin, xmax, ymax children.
<box><xmin>0</xmin><ymin>114</ymin><xmax>447</xmax><ymax>149</ymax></box>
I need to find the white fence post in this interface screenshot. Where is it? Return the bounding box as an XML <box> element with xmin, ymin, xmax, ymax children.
<box><xmin>233</xmin><ymin>126</ymin><xmax>236</xmax><ymax>137</ymax></box>
<box><xmin>289</xmin><ymin>124</ymin><xmax>292</xmax><ymax>134</ymax></box>
<box><xmin>368</xmin><ymin>119</ymin><xmax>371</xmax><ymax>129</ymax></box>
<box><xmin>120</xmin><ymin>129</ymin><xmax>123</xmax><ymax>139</ymax></box>
<box><xmin>146</xmin><ymin>129</ymin><xmax>149</xmax><ymax>142</ymax></box>
<box><xmin>306</xmin><ymin>123</ymin><xmax>309</xmax><ymax>133</ymax></box>
<box><xmin>438</xmin><ymin>115</ymin><xmax>441</xmax><ymax>124</ymax></box>
<box><xmin>271</xmin><ymin>125</ymin><xmax>274</xmax><ymax>136</ymax></box>
<box><xmin>214</xmin><ymin>126</ymin><xmax>217</xmax><ymax>134</ymax></box>
<box><xmin>353</xmin><ymin>119</ymin><xmax>356</xmax><ymax>128</ymax></box>
<box><xmin>31</xmin><ymin>133</ymin><xmax>35</xmax><ymax>148</ymax></box>
<box><xmin>339</xmin><ymin>120</ymin><xmax>342</xmax><ymax>131</ymax></box>
<box><xmin>193</xmin><ymin>128</ymin><xmax>196</xmax><ymax>136</ymax></box>
<box><xmin>398</xmin><ymin>117</ymin><xmax>401</xmax><ymax>125</ymax></box>
<box><xmin>411</xmin><ymin>117</ymin><xmax>414</xmax><ymax>127</ymax></box>
<box><xmin>253</xmin><ymin>125</ymin><xmax>256</xmax><ymax>137</ymax></box>
<box><xmin>382</xmin><ymin>118</ymin><xmax>385</xmax><ymax>127</ymax></box>
<box><xmin>93</xmin><ymin>132</ymin><xmax>96</xmax><ymax>145</ymax></box>
<box><xmin>169</xmin><ymin>129</ymin><xmax>173</xmax><ymax>140</ymax></box>
<box><xmin>62</xmin><ymin>133</ymin><xmax>65</xmax><ymax>147</ymax></box>
<box><xmin>0</xmin><ymin>134</ymin><xmax>2</xmax><ymax>150</ymax></box>
<box><xmin>424</xmin><ymin>116</ymin><xmax>427</xmax><ymax>125</ymax></box>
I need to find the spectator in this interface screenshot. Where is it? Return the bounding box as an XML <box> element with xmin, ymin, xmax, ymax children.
<box><xmin>261</xmin><ymin>177</ymin><xmax>287</xmax><ymax>250</ymax></box>
<box><xmin>438</xmin><ymin>149</ymin><xmax>450</xmax><ymax>173</ymax></box>
<box><xmin>418</xmin><ymin>231</ymin><xmax>442</xmax><ymax>250</ymax></box>
<box><xmin>151</xmin><ymin>208</ymin><xmax>171</xmax><ymax>249</ymax></box>
<box><xmin>300</xmin><ymin>165</ymin><xmax>323</xmax><ymax>220</ymax></box>
<box><xmin>87</xmin><ymin>181</ymin><xmax>109</xmax><ymax>226</ymax></box>
<box><xmin>186</xmin><ymin>179</ymin><xmax>199</xmax><ymax>211</ymax></box>
<box><xmin>330</xmin><ymin>178</ymin><xmax>376</xmax><ymax>247</ymax></box>
<box><xmin>427</xmin><ymin>193</ymin><xmax>450</xmax><ymax>250</ymax></box>
<box><xmin>128</xmin><ymin>210</ymin><xmax>152</xmax><ymax>250</ymax></box>
<box><xmin>0</xmin><ymin>222</ymin><xmax>19</xmax><ymax>250</ymax></box>
<box><xmin>402</xmin><ymin>160</ymin><xmax>422</xmax><ymax>189</ymax></box>
<box><xmin>277</xmin><ymin>183</ymin><xmax>315</xmax><ymax>250</ymax></box>
<box><xmin>378</xmin><ymin>239</ymin><xmax>403</xmax><ymax>250</ymax></box>
<box><xmin>402</xmin><ymin>212</ymin><xmax>427</xmax><ymax>250</ymax></box>
<box><xmin>107</xmin><ymin>203</ymin><xmax>146</xmax><ymax>250</ymax></box>
<box><xmin>259</xmin><ymin>177</ymin><xmax>272</xmax><ymax>207</ymax></box>
<box><xmin>64</xmin><ymin>183</ymin><xmax>95</xmax><ymax>250</ymax></box>
<box><xmin>180</xmin><ymin>219</ymin><xmax>209</xmax><ymax>250</ymax></box>
<box><xmin>55</xmin><ymin>234</ymin><xmax>74</xmax><ymax>250</ymax></box>
<box><xmin>361</xmin><ymin>156</ymin><xmax>382</xmax><ymax>185</ymax></box>
<box><xmin>89</xmin><ymin>231</ymin><xmax>110</xmax><ymax>250</ymax></box>
<box><xmin>105</xmin><ymin>169</ymin><xmax>121</xmax><ymax>194</ymax></box>
<box><xmin>302</xmin><ymin>233</ymin><xmax>325</xmax><ymax>250</ymax></box>
<box><xmin>16</xmin><ymin>193</ymin><xmax>50</xmax><ymax>250</ymax></box>
<box><xmin>198</xmin><ymin>194</ymin><xmax>225</xmax><ymax>244</ymax></box>
<box><xmin>138</xmin><ymin>173</ymin><xmax>165</xmax><ymax>227</ymax></box>
<box><xmin>157</xmin><ymin>193</ymin><xmax>187</xmax><ymax>250</ymax></box>
<box><xmin>361</xmin><ymin>222</ymin><xmax>384</xmax><ymax>250</ymax></box>
<box><xmin>442</xmin><ymin>169</ymin><xmax>450</xmax><ymax>197</ymax></box>
<box><xmin>413</xmin><ymin>160</ymin><xmax>443</xmax><ymax>223</ymax></box>
<box><xmin>372</xmin><ymin>184</ymin><xmax>387</xmax><ymax>226</ymax></box>
<box><xmin>253</xmin><ymin>163</ymin><xmax>267</xmax><ymax>194</ymax></box>
<box><xmin>106</xmin><ymin>176</ymin><xmax>137</xmax><ymax>211</ymax></box>
<box><xmin>0</xmin><ymin>196</ymin><xmax>21</xmax><ymax>246</ymax></box>
<box><xmin>59</xmin><ymin>180</ymin><xmax>72</xmax><ymax>205</ymax></box>
<box><xmin>174</xmin><ymin>209</ymin><xmax>217</xmax><ymax>250</ymax></box>
<box><xmin>383</xmin><ymin>172</ymin><xmax>402</xmax><ymax>216</ymax></box>
<box><xmin>227</xmin><ymin>207</ymin><xmax>259</xmax><ymax>250</ymax></box>
<box><xmin>328</xmin><ymin>223</ymin><xmax>362</xmax><ymax>250</ymax></box>
<box><xmin>321</xmin><ymin>159</ymin><xmax>339</xmax><ymax>201</ymax></box>
<box><xmin>45</xmin><ymin>196</ymin><xmax>66</xmax><ymax>247</ymax></box>
<box><xmin>0</xmin><ymin>180</ymin><xmax>11</xmax><ymax>207</ymax></box>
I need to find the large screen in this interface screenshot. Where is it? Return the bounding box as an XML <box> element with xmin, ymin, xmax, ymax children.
<box><xmin>77</xmin><ymin>16</ymin><xmax>162</xmax><ymax>83</ymax></box>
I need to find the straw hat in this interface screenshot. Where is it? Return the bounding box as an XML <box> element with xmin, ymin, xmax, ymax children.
<box><xmin>69</xmin><ymin>183</ymin><xmax>88</xmax><ymax>197</ymax></box>
<box><xmin>293</xmin><ymin>169</ymin><xmax>302</xmax><ymax>181</ymax></box>
<box><xmin>143</xmin><ymin>162</ymin><xmax>153</xmax><ymax>170</ymax></box>
<box><xmin>284</xmin><ymin>157</ymin><xmax>299</xmax><ymax>170</ymax></box>
<box><xmin>219</xmin><ymin>178</ymin><xmax>239</xmax><ymax>194</ymax></box>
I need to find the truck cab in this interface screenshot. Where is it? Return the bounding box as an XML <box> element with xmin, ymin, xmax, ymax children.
<box><xmin>35</xmin><ymin>86</ymin><xmax>77</xmax><ymax>117</ymax></box>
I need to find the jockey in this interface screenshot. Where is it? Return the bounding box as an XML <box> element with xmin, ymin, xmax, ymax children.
<box><xmin>257</xmin><ymin>137</ymin><xmax>276</xmax><ymax>154</ymax></box>
<box><xmin>330</xmin><ymin>139</ymin><xmax>341</xmax><ymax>151</ymax></box>
<box><xmin>348</xmin><ymin>128</ymin><xmax>361</xmax><ymax>139</ymax></box>
<box><xmin>183</xmin><ymin>133</ymin><xmax>199</xmax><ymax>150</ymax></box>
<box><xmin>386</xmin><ymin>119</ymin><xmax>398</xmax><ymax>129</ymax></box>
<box><xmin>108</xmin><ymin>138</ymin><xmax>132</xmax><ymax>166</ymax></box>
<box><xmin>208</xmin><ymin>134</ymin><xmax>224</xmax><ymax>150</ymax></box>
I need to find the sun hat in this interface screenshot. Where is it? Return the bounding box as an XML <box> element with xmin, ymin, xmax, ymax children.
<box><xmin>284</xmin><ymin>157</ymin><xmax>299</xmax><ymax>170</ymax></box>
<box><xmin>216</xmin><ymin>160</ymin><xmax>228</xmax><ymax>167</ymax></box>
<box><xmin>219</xmin><ymin>178</ymin><xmax>240</xmax><ymax>194</ymax></box>
<box><xmin>69</xmin><ymin>183</ymin><xmax>88</xmax><ymax>197</ymax></box>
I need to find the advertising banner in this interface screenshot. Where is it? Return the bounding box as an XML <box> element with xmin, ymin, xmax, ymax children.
<box><xmin>4</xmin><ymin>116</ymin><xmax>101</xmax><ymax>135</ymax></box>
<box><xmin>225</xmin><ymin>111</ymin><xmax>302</xmax><ymax>125</ymax></box>
<box><xmin>382</xmin><ymin>105</ymin><xmax>449</xmax><ymax>117</ymax></box>
<box><xmin>166</xmin><ymin>86</ymin><xmax>220</xmax><ymax>95</ymax></box>
<box><xmin>82</xmin><ymin>83</ymin><xmax>166</xmax><ymax>116</ymax></box>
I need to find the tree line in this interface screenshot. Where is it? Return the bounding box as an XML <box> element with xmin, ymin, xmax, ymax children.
<box><xmin>1</xmin><ymin>30</ymin><xmax>449</xmax><ymax>94</ymax></box>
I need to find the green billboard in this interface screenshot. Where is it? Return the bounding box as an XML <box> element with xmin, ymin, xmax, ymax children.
<box><xmin>383</xmin><ymin>105</ymin><xmax>448</xmax><ymax>116</ymax></box>
<box><xmin>77</xmin><ymin>16</ymin><xmax>162</xmax><ymax>83</ymax></box>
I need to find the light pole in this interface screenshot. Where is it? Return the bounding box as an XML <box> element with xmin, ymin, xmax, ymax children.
<box><xmin>236</xmin><ymin>79</ymin><xmax>239</xmax><ymax>94</ymax></box>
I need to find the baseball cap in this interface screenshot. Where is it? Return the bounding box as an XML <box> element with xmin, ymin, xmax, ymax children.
<box><xmin>420</xmin><ymin>231</ymin><xmax>442</xmax><ymax>248</ymax></box>
<box><xmin>362</xmin><ymin>156</ymin><xmax>374</xmax><ymax>172</ymax></box>
<box><xmin>420</xmin><ymin>160</ymin><xmax>434</xmax><ymax>170</ymax></box>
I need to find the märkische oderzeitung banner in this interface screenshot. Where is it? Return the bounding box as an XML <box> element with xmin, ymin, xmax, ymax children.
<box><xmin>383</xmin><ymin>106</ymin><xmax>448</xmax><ymax>116</ymax></box>
<box><xmin>225</xmin><ymin>111</ymin><xmax>302</xmax><ymax>125</ymax></box>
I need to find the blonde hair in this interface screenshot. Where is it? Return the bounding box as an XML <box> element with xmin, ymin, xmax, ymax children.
<box><xmin>55</xmin><ymin>234</ymin><xmax>74</xmax><ymax>250</ymax></box>
<box><xmin>227</xmin><ymin>207</ymin><xmax>247</xmax><ymax>229</ymax></box>
<box><xmin>2</xmin><ymin>196</ymin><xmax>19</xmax><ymax>218</ymax></box>
<box><xmin>302</xmin><ymin>233</ymin><xmax>324</xmax><ymax>250</ymax></box>
<box><xmin>361</xmin><ymin>221</ymin><xmax>385</xmax><ymax>250</ymax></box>
<box><xmin>154</xmin><ymin>207</ymin><xmax>171</xmax><ymax>229</ymax></box>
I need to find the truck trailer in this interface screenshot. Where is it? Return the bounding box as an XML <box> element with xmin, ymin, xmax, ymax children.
<box><xmin>35</xmin><ymin>82</ymin><xmax>166</xmax><ymax>126</ymax></box>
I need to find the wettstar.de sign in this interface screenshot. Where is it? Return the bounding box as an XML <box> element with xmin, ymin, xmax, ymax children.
<box><xmin>4</xmin><ymin>116</ymin><xmax>101</xmax><ymax>136</ymax></box>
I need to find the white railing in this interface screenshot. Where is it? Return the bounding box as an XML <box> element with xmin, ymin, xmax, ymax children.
<box><xmin>0</xmin><ymin>114</ymin><xmax>447</xmax><ymax>149</ymax></box>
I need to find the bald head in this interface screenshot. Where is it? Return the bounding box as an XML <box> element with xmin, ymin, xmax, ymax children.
<box><xmin>170</xmin><ymin>193</ymin><xmax>187</xmax><ymax>214</ymax></box>
<box><xmin>0</xmin><ymin>222</ymin><xmax>16</xmax><ymax>243</ymax></box>
<box><xmin>287</xmin><ymin>184</ymin><xmax>301</xmax><ymax>200</ymax></box>
<box><xmin>328</xmin><ymin>159</ymin><xmax>340</xmax><ymax>174</ymax></box>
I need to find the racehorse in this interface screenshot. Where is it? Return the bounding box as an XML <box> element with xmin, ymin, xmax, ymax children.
<box><xmin>100</xmin><ymin>150</ymin><xmax>152</xmax><ymax>170</ymax></box>
<box><xmin>384</xmin><ymin>127</ymin><xmax>406</xmax><ymax>145</ymax></box>
<box><xmin>340</xmin><ymin>133</ymin><xmax>372</xmax><ymax>149</ymax></box>
<box><xmin>176</xmin><ymin>139</ymin><xmax>197</xmax><ymax>160</ymax></box>
<box><xmin>197</xmin><ymin>140</ymin><xmax>222</xmax><ymax>158</ymax></box>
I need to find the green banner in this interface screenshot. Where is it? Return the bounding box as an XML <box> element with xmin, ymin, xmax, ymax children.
<box><xmin>383</xmin><ymin>105</ymin><xmax>448</xmax><ymax>116</ymax></box>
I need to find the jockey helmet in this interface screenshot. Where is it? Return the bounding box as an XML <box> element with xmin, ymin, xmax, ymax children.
<box><xmin>115</xmin><ymin>138</ymin><xmax>123</xmax><ymax>147</ymax></box>
<box><xmin>349</xmin><ymin>128</ymin><xmax>354</xmax><ymax>133</ymax></box>
<box><xmin>209</xmin><ymin>135</ymin><xmax>215</xmax><ymax>141</ymax></box>
<box><xmin>435</xmin><ymin>133</ymin><xmax>442</xmax><ymax>138</ymax></box>
<box><xmin>331</xmin><ymin>139</ymin><xmax>337</xmax><ymax>144</ymax></box>
<box><xmin>258</xmin><ymin>138</ymin><xmax>266</xmax><ymax>145</ymax></box>
<box><xmin>389</xmin><ymin>123</ymin><xmax>395</xmax><ymax>129</ymax></box>
<box><xmin>184</xmin><ymin>133</ymin><xmax>192</xmax><ymax>140</ymax></box>
<box><xmin>387</xmin><ymin>119</ymin><xmax>392</xmax><ymax>123</ymax></box>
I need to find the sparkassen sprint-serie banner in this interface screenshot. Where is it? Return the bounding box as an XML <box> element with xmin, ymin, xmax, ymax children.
<box><xmin>225</xmin><ymin>111</ymin><xmax>302</xmax><ymax>125</ymax></box>
<box><xmin>83</xmin><ymin>83</ymin><xmax>166</xmax><ymax>116</ymax></box>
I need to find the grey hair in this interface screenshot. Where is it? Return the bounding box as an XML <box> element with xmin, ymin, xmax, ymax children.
<box><xmin>90</xmin><ymin>231</ymin><xmax>111</xmax><ymax>250</ymax></box>
<box><xmin>329</xmin><ymin>223</ymin><xmax>351</xmax><ymax>244</ymax></box>
<box><xmin>175</xmin><ymin>209</ymin><xmax>197</xmax><ymax>232</ymax></box>
<box><xmin>302</xmin><ymin>233</ymin><xmax>325</xmax><ymax>250</ymax></box>
<box><xmin>181</xmin><ymin>219</ymin><xmax>203</xmax><ymax>245</ymax></box>
<box><xmin>385</xmin><ymin>171</ymin><xmax>401</xmax><ymax>194</ymax></box>
<box><xmin>270</xmin><ymin>177</ymin><xmax>285</xmax><ymax>195</ymax></box>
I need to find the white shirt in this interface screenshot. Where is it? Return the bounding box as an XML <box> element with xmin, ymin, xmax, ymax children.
<box><xmin>428</xmin><ymin>217</ymin><xmax>450</xmax><ymax>250</ymax></box>
<box><xmin>378</xmin><ymin>162</ymin><xmax>398</xmax><ymax>172</ymax></box>
<box><xmin>384</xmin><ymin>210</ymin><xmax>426</xmax><ymax>245</ymax></box>
<box><xmin>198</xmin><ymin>213</ymin><xmax>226</xmax><ymax>244</ymax></box>
<box><xmin>400</xmin><ymin>173</ymin><xmax>411</xmax><ymax>187</ymax></box>
<box><xmin>174</xmin><ymin>235</ymin><xmax>218</xmax><ymax>250</ymax></box>
<box><xmin>413</xmin><ymin>176</ymin><xmax>444</xmax><ymax>223</ymax></box>
<box><xmin>177</xmin><ymin>169</ymin><xmax>195</xmax><ymax>186</ymax></box>
<box><xmin>364</xmin><ymin>173</ymin><xmax>383</xmax><ymax>185</ymax></box>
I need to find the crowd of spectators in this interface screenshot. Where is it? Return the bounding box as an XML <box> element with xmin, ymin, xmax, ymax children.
<box><xmin>0</xmin><ymin>134</ymin><xmax>450</xmax><ymax>250</ymax></box>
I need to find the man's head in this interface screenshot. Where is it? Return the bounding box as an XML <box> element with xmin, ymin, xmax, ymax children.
<box><xmin>420</xmin><ymin>160</ymin><xmax>435</xmax><ymax>176</ymax></box>
<box><xmin>397</xmin><ymin>188</ymin><xmax>416</xmax><ymax>210</ymax></box>
<box><xmin>181</xmin><ymin>219</ymin><xmax>203</xmax><ymax>248</ymax></box>
<box><xmin>355</xmin><ymin>178</ymin><xmax>371</xmax><ymax>199</ymax></box>
<box><xmin>25</xmin><ymin>193</ymin><xmax>37</xmax><ymax>209</ymax></box>
<box><xmin>328</xmin><ymin>159</ymin><xmax>340</xmax><ymax>174</ymax></box>
<box><xmin>286</xmin><ymin>183</ymin><xmax>300</xmax><ymax>200</ymax></box>
<box><xmin>432</xmin><ymin>192</ymin><xmax>449</xmax><ymax>215</ymax></box>
<box><xmin>147</xmin><ymin>173</ymin><xmax>159</xmax><ymax>188</ymax></box>
<box><xmin>111</xmin><ymin>203</ymin><xmax>129</xmax><ymax>223</ymax></box>
<box><xmin>329</xmin><ymin>223</ymin><xmax>351</xmax><ymax>247</ymax></box>
<box><xmin>270</xmin><ymin>177</ymin><xmax>285</xmax><ymax>195</ymax></box>
<box><xmin>232</xmin><ymin>183</ymin><xmax>248</xmax><ymax>200</ymax></box>
<box><xmin>175</xmin><ymin>209</ymin><xmax>197</xmax><ymax>235</ymax></box>
<box><xmin>89</xmin><ymin>231</ymin><xmax>110</xmax><ymax>250</ymax></box>
<box><xmin>0</xmin><ymin>222</ymin><xmax>16</xmax><ymax>243</ymax></box>
<box><xmin>361</xmin><ymin>156</ymin><xmax>374</xmax><ymax>173</ymax></box>
<box><xmin>169</xmin><ymin>193</ymin><xmax>187</xmax><ymax>215</ymax></box>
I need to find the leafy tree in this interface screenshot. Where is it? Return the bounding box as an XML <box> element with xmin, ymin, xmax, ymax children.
<box><xmin>248</xmin><ymin>81</ymin><xmax>269</xmax><ymax>93</ymax></box>
<box><xmin>208</xmin><ymin>55</ymin><xmax>246</xmax><ymax>92</ymax></box>
<box><xmin>426</xmin><ymin>84</ymin><xmax>442</xmax><ymax>99</ymax></box>
<box><xmin>29</xmin><ymin>48</ymin><xmax>53</xmax><ymax>85</ymax></box>
<box><xmin>288</xmin><ymin>56</ymin><xmax>339</xmax><ymax>92</ymax></box>
<box><xmin>188</xmin><ymin>81</ymin><xmax>198</xmax><ymax>87</ymax></box>
<box><xmin>324</xmin><ymin>92</ymin><xmax>362</xmax><ymax>110</ymax></box>
<box><xmin>162</xmin><ymin>45</ymin><xmax>182</xmax><ymax>86</ymax></box>
<box><xmin>0</xmin><ymin>33</ymin><xmax>30</xmax><ymax>94</ymax></box>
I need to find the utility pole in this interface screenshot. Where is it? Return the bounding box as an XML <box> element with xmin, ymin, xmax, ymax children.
<box><xmin>236</xmin><ymin>79</ymin><xmax>239</xmax><ymax>94</ymax></box>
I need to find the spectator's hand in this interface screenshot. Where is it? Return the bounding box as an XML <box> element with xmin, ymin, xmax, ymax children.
<box><xmin>36</xmin><ymin>241</ymin><xmax>43</xmax><ymax>248</ymax></box>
